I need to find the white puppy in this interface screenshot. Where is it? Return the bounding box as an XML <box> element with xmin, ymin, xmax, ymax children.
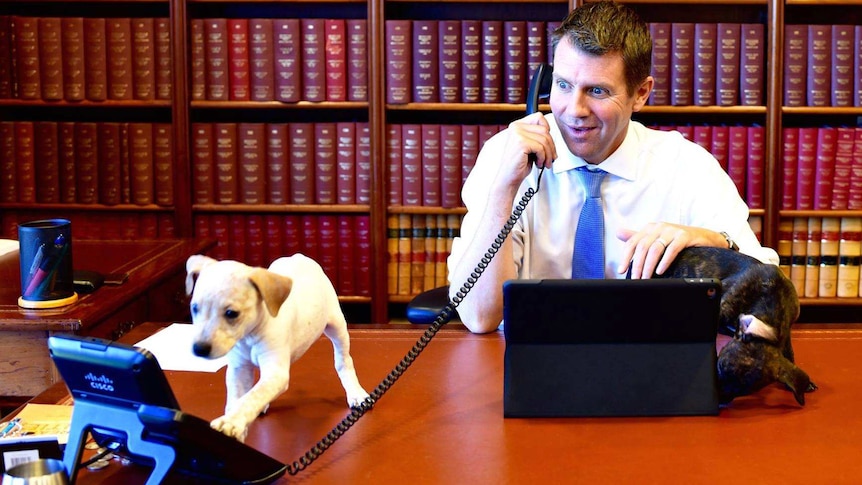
<box><xmin>185</xmin><ymin>253</ymin><xmax>369</xmax><ymax>442</ymax></box>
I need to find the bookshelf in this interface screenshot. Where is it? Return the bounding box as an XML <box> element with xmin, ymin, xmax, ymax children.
<box><xmin>1</xmin><ymin>0</ymin><xmax>861</xmax><ymax>323</ymax></box>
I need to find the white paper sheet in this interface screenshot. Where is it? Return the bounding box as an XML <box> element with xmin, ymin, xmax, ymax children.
<box><xmin>0</xmin><ymin>239</ymin><xmax>18</xmax><ymax>257</ymax></box>
<box><xmin>134</xmin><ymin>323</ymin><xmax>228</xmax><ymax>372</ymax></box>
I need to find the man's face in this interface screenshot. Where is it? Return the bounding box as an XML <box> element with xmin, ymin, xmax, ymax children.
<box><xmin>549</xmin><ymin>37</ymin><xmax>652</xmax><ymax>164</ymax></box>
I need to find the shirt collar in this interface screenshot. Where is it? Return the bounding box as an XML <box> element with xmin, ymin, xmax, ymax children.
<box><xmin>549</xmin><ymin>117</ymin><xmax>641</xmax><ymax>181</ymax></box>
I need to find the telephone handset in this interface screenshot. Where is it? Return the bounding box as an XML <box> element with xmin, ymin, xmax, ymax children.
<box><xmin>284</xmin><ymin>65</ymin><xmax>555</xmax><ymax>476</ymax></box>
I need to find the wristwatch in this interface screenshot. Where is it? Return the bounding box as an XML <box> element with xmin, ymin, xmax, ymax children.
<box><xmin>719</xmin><ymin>231</ymin><xmax>740</xmax><ymax>251</ymax></box>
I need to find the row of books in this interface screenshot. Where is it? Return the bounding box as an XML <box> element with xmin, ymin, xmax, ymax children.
<box><xmin>0</xmin><ymin>16</ymin><xmax>172</xmax><ymax>102</ymax></box>
<box><xmin>0</xmin><ymin>121</ymin><xmax>173</xmax><ymax>206</ymax></box>
<box><xmin>387</xmin><ymin>213</ymin><xmax>461</xmax><ymax>297</ymax></box>
<box><xmin>0</xmin><ymin>211</ymin><xmax>177</xmax><ymax>241</ymax></box>
<box><xmin>191</xmin><ymin>18</ymin><xmax>367</xmax><ymax>103</ymax></box>
<box><xmin>779</xmin><ymin>217</ymin><xmax>862</xmax><ymax>298</ymax></box>
<box><xmin>194</xmin><ymin>213</ymin><xmax>372</xmax><ymax>297</ymax></box>
<box><xmin>649</xmin><ymin>23</ymin><xmax>764</xmax><ymax>107</ymax></box>
<box><xmin>780</xmin><ymin>126</ymin><xmax>862</xmax><ymax>211</ymax></box>
<box><xmin>784</xmin><ymin>25</ymin><xmax>862</xmax><ymax>107</ymax></box>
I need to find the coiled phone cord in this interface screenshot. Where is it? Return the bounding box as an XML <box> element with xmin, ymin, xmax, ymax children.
<box><xmin>285</xmin><ymin>168</ymin><xmax>545</xmax><ymax>475</ymax></box>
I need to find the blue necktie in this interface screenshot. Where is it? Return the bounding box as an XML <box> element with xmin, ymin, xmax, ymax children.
<box><xmin>572</xmin><ymin>167</ymin><xmax>607</xmax><ymax>279</ymax></box>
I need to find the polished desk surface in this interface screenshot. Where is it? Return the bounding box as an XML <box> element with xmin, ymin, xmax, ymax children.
<box><xmin>28</xmin><ymin>322</ymin><xmax>862</xmax><ymax>484</ymax></box>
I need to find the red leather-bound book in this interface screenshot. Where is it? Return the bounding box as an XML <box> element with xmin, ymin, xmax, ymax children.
<box><xmin>832</xmin><ymin>127</ymin><xmax>854</xmax><ymax>210</ymax></box>
<box><xmin>336</xmin><ymin>122</ymin><xmax>356</xmax><ymax>204</ymax></box>
<box><xmin>670</xmin><ymin>23</ymin><xmax>694</xmax><ymax>106</ymax></box>
<box><xmin>461</xmin><ymin>125</ymin><xmax>479</xmax><ymax>187</ymax></box>
<box><xmin>441</xmin><ymin>124</ymin><xmax>462</xmax><ymax>209</ymax></box>
<box><xmin>692</xmin><ymin>125</ymin><xmax>711</xmax><ymax>152</ymax></box>
<box><xmin>412</xmin><ymin>20</ymin><xmax>438</xmax><ymax>103</ymax></box>
<box><xmin>814</xmin><ymin>127</ymin><xmax>837</xmax><ymax>210</ymax></box>
<box><xmin>526</xmin><ymin>21</ymin><xmax>547</xmax><ymax>88</ymax></box>
<box><xmin>237</xmin><ymin>122</ymin><xmax>266</xmax><ymax>204</ymax></box>
<box><xmin>384</xmin><ymin>20</ymin><xmax>411</xmax><ymax>104</ymax></box>
<box><xmin>245</xmin><ymin>214</ymin><xmax>265</xmax><ymax>268</ymax></box>
<box><xmin>716</xmin><ymin>23</ymin><xmax>740</xmax><ymax>106</ymax></box>
<box><xmin>153</xmin><ymin>123</ymin><xmax>174</xmax><ymax>206</ymax></box>
<box><xmin>228</xmin><ymin>214</ymin><xmax>246</xmax><ymax>262</ymax></box>
<box><xmin>461</xmin><ymin>20</ymin><xmax>481</xmax><ymax>103</ymax></box>
<box><xmin>214</xmin><ymin>122</ymin><xmax>238</xmax><ymax>204</ymax></box>
<box><xmin>265</xmin><ymin>123</ymin><xmax>288</xmax><ymax>204</ymax></box>
<box><xmin>422</xmin><ymin>124</ymin><xmax>442</xmax><ymax>207</ymax></box>
<box><xmin>34</xmin><ymin>122</ymin><xmax>59</xmax><ymax>203</ymax></box>
<box><xmin>356</xmin><ymin>122</ymin><xmax>371</xmax><ymax>204</ymax></box>
<box><xmin>746</xmin><ymin>125</ymin><xmax>765</xmax><ymax>209</ymax></box>
<box><xmin>154</xmin><ymin>18</ymin><xmax>171</xmax><ymax>100</ymax></box>
<box><xmin>97</xmin><ymin>122</ymin><xmax>122</xmax><ymax>205</ymax></box>
<box><xmin>387</xmin><ymin>124</ymin><xmax>402</xmax><ymax>205</ymax></box>
<box><xmin>249</xmin><ymin>19</ymin><xmax>274</xmax><ymax>101</ymax></box>
<box><xmin>503</xmin><ymin>21</ymin><xmax>526</xmax><ymax>104</ymax></box>
<box><xmin>855</xmin><ymin>26</ymin><xmax>862</xmax><ymax>107</ymax></box>
<box><xmin>190</xmin><ymin>19</ymin><xmax>206</xmax><ymax>101</ymax></box>
<box><xmin>796</xmin><ymin>127</ymin><xmax>818</xmax><ymax>210</ymax></box>
<box><xmin>740</xmin><ymin>23</ymin><xmax>764</xmax><ymax>106</ymax></box>
<box><xmin>649</xmin><ymin>22</ymin><xmax>671</xmax><ymax>106</ymax></box>
<box><xmin>57</xmin><ymin>122</ymin><xmax>76</xmax><ymax>203</ymax></box>
<box><xmin>807</xmin><ymin>24</ymin><xmax>831</xmax><ymax>107</ymax></box>
<box><xmin>283</xmin><ymin>214</ymin><xmax>302</xmax><ymax>257</ymax></box>
<box><xmin>693</xmin><ymin>23</ymin><xmax>716</xmax><ymax>106</ymax></box>
<box><xmin>273</xmin><ymin>19</ymin><xmax>300</xmax><ymax>103</ymax></box>
<box><xmin>336</xmin><ymin>215</ymin><xmax>356</xmax><ymax>296</ymax></box>
<box><xmin>74</xmin><ymin>122</ymin><xmax>98</xmax><ymax>204</ymax></box>
<box><xmin>831</xmin><ymin>24</ymin><xmax>854</xmax><ymax>107</ymax></box>
<box><xmin>314</xmin><ymin>123</ymin><xmax>337</xmax><ymax>204</ymax></box>
<box><xmin>106</xmin><ymin>18</ymin><xmax>133</xmax><ymax>100</ymax></box>
<box><xmin>727</xmin><ymin>125</ymin><xmax>747</xmax><ymax>198</ymax></box>
<box><xmin>783</xmin><ymin>24</ymin><xmax>806</xmax><ymax>107</ymax></box>
<box><xmin>204</xmin><ymin>18</ymin><xmax>229</xmax><ymax>101</ymax></box>
<box><xmin>195</xmin><ymin>214</ymin><xmax>212</xmax><ymax>240</ymax></box>
<box><xmin>850</xmin><ymin>128</ymin><xmax>862</xmax><ymax>210</ymax></box>
<box><xmin>120</xmin><ymin>122</ymin><xmax>132</xmax><ymax>203</ymax></box>
<box><xmin>324</xmin><ymin>19</ymin><xmax>347</xmax><ymax>102</ymax></box>
<box><xmin>14</xmin><ymin>16</ymin><xmax>41</xmax><ymax>100</ymax></box>
<box><xmin>128</xmin><ymin>122</ymin><xmax>154</xmax><ymax>205</ymax></box>
<box><xmin>263</xmin><ymin>214</ymin><xmax>284</xmax><ymax>265</ymax></box>
<box><xmin>438</xmin><ymin>20</ymin><xmax>461</xmax><ymax>103</ymax></box>
<box><xmin>481</xmin><ymin>20</ymin><xmax>503</xmax><ymax>103</ymax></box>
<box><xmin>191</xmin><ymin>123</ymin><xmax>214</xmax><ymax>204</ymax></box>
<box><xmin>83</xmin><ymin>17</ymin><xmax>107</xmax><ymax>101</ymax></box>
<box><xmin>0</xmin><ymin>16</ymin><xmax>12</xmax><ymax>99</ymax></box>
<box><xmin>157</xmin><ymin>213</ymin><xmax>175</xmax><ymax>238</ymax></box>
<box><xmin>60</xmin><ymin>17</ymin><xmax>85</xmax><ymax>102</ymax></box>
<box><xmin>227</xmin><ymin>18</ymin><xmax>250</xmax><ymax>101</ymax></box>
<box><xmin>355</xmin><ymin>215</ymin><xmax>372</xmax><ymax>296</ymax></box>
<box><xmin>208</xmin><ymin>214</ymin><xmax>228</xmax><ymax>260</ymax></box>
<box><xmin>288</xmin><ymin>122</ymin><xmax>314</xmax><ymax>204</ymax></box>
<box><xmin>0</xmin><ymin>122</ymin><xmax>15</xmax><ymax>202</ymax></box>
<box><xmin>300</xmin><ymin>215</ymin><xmax>320</xmax><ymax>262</ymax></box>
<box><xmin>710</xmin><ymin>125</ymin><xmax>729</xmax><ymax>172</ymax></box>
<box><xmin>301</xmin><ymin>18</ymin><xmax>325</xmax><ymax>102</ymax></box>
<box><xmin>346</xmin><ymin>19</ymin><xmax>367</xmax><ymax>102</ymax></box>
<box><xmin>781</xmin><ymin>127</ymin><xmax>799</xmax><ymax>210</ymax></box>
<box><xmin>401</xmin><ymin>124</ymin><xmax>422</xmax><ymax>206</ymax></box>
<box><xmin>131</xmin><ymin>17</ymin><xmax>155</xmax><ymax>101</ymax></box>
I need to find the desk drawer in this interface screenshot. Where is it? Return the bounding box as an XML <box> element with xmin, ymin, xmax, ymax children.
<box><xmin>0</xmin><ymin>330</ymin><xmax>55</xmax><ymax>397</ymax></box>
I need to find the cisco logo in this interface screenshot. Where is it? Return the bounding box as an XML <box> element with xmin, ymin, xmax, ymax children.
<box><xmin>84</xmin><ymin>372</ymin><xmax>115</xmax><ymax>392</ymax></box>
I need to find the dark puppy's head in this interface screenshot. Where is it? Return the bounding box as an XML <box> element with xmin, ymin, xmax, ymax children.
<box><xmin>717</xmin><ymin>335</ymin><xmax>813</xmax><ymax>406</ymax></box>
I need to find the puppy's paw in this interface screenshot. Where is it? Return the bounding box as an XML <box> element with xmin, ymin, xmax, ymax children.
<box><xmin>347</xmin><ymin>389</ymin><xmax>371</xmax><ymax>409</ymax></box>
<box><xmin>210</xmin><ymin>415</ymin><xmax>249</xmax><ymax>442</ymax></box>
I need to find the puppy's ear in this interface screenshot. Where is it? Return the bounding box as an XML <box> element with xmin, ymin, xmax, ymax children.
<box><xmin>185</xmin><ymin>255</ymin><xmax>218</xmax><ymax>295</ymax></box>
<box><xmin>248</xmin><ymin>269</ymin><xmax>293</xmax><ymax>318</ymax></box>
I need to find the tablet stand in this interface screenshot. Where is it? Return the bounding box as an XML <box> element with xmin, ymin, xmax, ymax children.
<box><xmin>63</xmin><ymin>399</ymin><xmax>176</xmax><ymax>485</ymax></box>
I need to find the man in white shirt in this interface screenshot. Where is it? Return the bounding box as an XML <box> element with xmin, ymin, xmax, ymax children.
<box><xmin>447</xmin><ymin>1</ymin><xmax>779</xmax><ymax>333</ymax></box>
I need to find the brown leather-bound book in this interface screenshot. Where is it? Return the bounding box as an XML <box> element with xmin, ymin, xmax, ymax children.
<box><xmin>262</xmin><ymin>214</ymin><xmax>283</xmax><ymax>264</ymax></box>
<box><xmin>273</xmin><ymin>18</ymin><xmax>300</xmax><ymax>103</ymax></box>
<box><xmin>740</xmin><ymin>23</ymin><xmax>764</xmax><ymax>106</ymax></box>
<box><xmin>140</xmin><ymin>213</ymin><xmax>158</xmax><ymax>238</ymax></box>
<box><xmin>526</xmin><ymin>21</ymin><xmax>546</xmax><ymax>86</ymax></box>
<box><xmin>503</xmin><ymin>21</ymin><xmax>526</xmax><ymax>104</ymax></box>
<box><xmin>461</xmin><ymin>124</ymin><xmax>479</xmax><ymax>186</ymax></box>
<box><xmin>461</xmin><ymin>20</ymin><xmax>481</xmax><ymax>103</ymax></box>
<box><xmin>190</xmin><ymin>19</ymin><xmax>206</xmax><ymax>101</ymax></box>
<box><xmin>191</xmin><ymin>123</ymin><xmax>214</xmax><ymax>204</ymax></box>
<box><xmin>318</xmin><ymin>215</ymin><xmax>339</xmax><ymax>287</ymax></box>
<box><xmin>0</xmin><ymin>122</ymin><xmax>15</xmax><ymax>202</ymax></box>
<box><xmin>228</xmin><ymin>214</ymin><xmax>246</xmax><ymax>261</ymax></box>
<box><xmin>61</xmin><ymin>17</ymin><xmax>85</xmax><ymax>102</ymax></box>
<box><xmin>128</xmin><ymin>122</ymin><xmax>154</xmax><ymax>205</ymax></box>
<box><xmin>284</xmin><ymin>214</ymin><xmax>302</xmax><ymax>256</ymax></box>
<box><xmin>435</xmin><ymin>214</ymin><xmax>448</xmax><ymax>287</ymax></box>
<box><xmin>385</xmin><ymin>20</ymin><xmax>411</xmax><ymax>104</ymax></box>
<box><xmin>265</xmin><ymin>123</ymin><xmax>288</xmax><ymax>204</ymax></box>
<box><xmin>214</xmin><ymin>122</ymin><xmax>238</xmax><ymax>204</ymax></box>
<box><xmin>13</xmin><ymin>16</ymin><xmax>41</xmax><ymax>100</ymax></box>
<box><xmin>131</xmin><ymin>18</ymin><xmax>155</xmax><ymax>101</ymax></box>
<box><xmin>301</xmin><ymin>18</ymin><xmax>325</xmax><ymax>102</ymax></box>
<box><xmin>249</xmin><ymin>19</ymin><xmax>274</xmax><ymax>101</ymax></box>
<box><xmin>336</xmin><ymin>215</ymin><xmax>356</xmax><ymax>295</ymax></box>
<box><xmin>796</xmin><ymin>127</ymin><xmax>818</xmax><ymax>210</ymax></box>
<box><xmin>106</xmin><ymin>18</ymin><xmax>133</xmax><ymax>100</ymax></box>
<box><xmin>807</xmin><ymin>24</ymin><xmax>831</xmax><ymax>107</ymax></box>
<box><xmin>356</xmin><ymin>122</ymin><xmax>371</xmax><ymax>204</ymax></box>
<box><xmin>716</xmin><ymin>23</ymin><xmax>740</xmax><ymax>106</ymax></box>
<box><xmin>57</xmin><ymin>122</ymin><xmax>76</xmax><ymax>202</ymax></box>
<box><xmin>781</xmin><ymin>127</ymin><xmax>798</xmax><ymax>210</ymax></box>
<box><xmin>423</xmin><ymin>214</ymin><xmax>437</xmax><ymax>292</ymax></box>
<box><xmin>34</xmin><ymin>122</ymin><xmax>59</xmax><ymax>203</ymax></box>
<box><xmin>670</xmin><ymin>22</ymin><xmax>694</xmax><ymax>106</ymax></box>
<box><xmin>837</xmin><ymin>217</ymin><xmax>862</xmax><ymax>297</ymax></box>
<box><xmin>324</xmin><ymin>19</ymin><xmax>347</xmax><ymax>102</ymax></box>
<box><xmin>401</xmin><ymin>124</ymin><xmax>422</xmax><ymax>206</ymax></box>
<box><xmin>776</xmin><ymin>219</ymin><xmax>792</xmax><ymax>277</ymax></box>
<box><xmin>440</xmin><ymin>124</ymin><xmax>462</xmax><ymax>209</ymax></box>
<box><xmin>300</xmin><ymin>215</ymin><xmax>320</xmax><ymax>262</ymax></box>
<box><xmin>387</xmin><ymin>124</ymin><xmax>402</xmax><ymax>205</ymax></box>
<box><xmin>421</xmin><ymin>124</ymin><xmax>441</xmax><ymax>207</ymax></box>
<box><xmin>120</xmin><ymin>122</ymin><xmax>131</xmax><ymax>203</ymax></box>
<box><xmin>783</xmin><ymin>24</ymin><xmax>806</xmax><ymax>107</ymax></box>
<box><xmin>154</xmin><ymin>18</ymin><xmax>171</xmax><ymax>100</ymax></box>
<box><xmin>289</xmin><ymin>122</ymin><xmax>314</xmax><ymax>204</ymax></box>
<box><xmin>649</xmin><ymin>22</ymin><xmax>671</xmax><ymax>106</ymax></box>
<box><xmin>355</xmin><ymin>215</ymin><xmax>371</xmax><ymax>296</ymax></box>
<box><xmin>227</xmin><ymin>18</ymin><xmax>250</xmax><ymax>101</ymax></box>
<box><xmin>693</xmin><ymin>23</ymin><xmax>716</xmax><ymax>106</ymax></box>
<box><xmin>831</xmin><ymin>25</ymin><xmax>854</xmax><ymax>107</ymax></box>
<box><xmin>246</xmin><ymin>214</ymin><xmax>264</xmax><ymax>268</ymax></box>
<box><xmin>481</xmin><ymin>20</ymin><xmax>502</xmax><ymax>103</ymax></box>
<box><xmin>814</xmin><ymin>127</ymin><xmax>837</xmax><ymax>211</ymax></box>
<box><xmin>74</xmin><ymin>122</ymin><xmax>98</xmax><ymax>204</ymax></box>
<box><xmin>437</xmin><ymin>20</ymin><xmax>460</xmax><ymax>103</ymax></box>
<box><xmin>97</xmin><ymin>122</ymin><xmax>122</xmax><ymax>205</ymax></box>
<box><xmin>346</xmin><ymin>19</ymin><xmax>367</xmax><ymax>102</ymax></box>
<box><xmin>387</xmin><ymin>214</ymin><xmax>399</xmax><ymax>295</ymax></box>
<box><xmin>204</xmin><ymin>18</ymin><xmax>229</xmax><ymax>101</ymax></box>
<box><xmin>336</xmin><ymin>122</ymin><xmax>356</xmax><ymax>204</ymax></box>
<box><xmin>832</xmin><ymin>127</ymin><xmax>854</xmax><ymax>211</ymax></box>
<box><xmin>153</xmin><ymin>123</ymin><xmax>173</xmax><ymax>206</ymax></box>
<box><xmin>746</xmin><ymin>125</ymin><xmax>765</xmax><ymax>209</ymax></box>
<box><xmin>237</xmin><ymin>122</ymin><xmax>266</xmax><ymax>204</ymax></box>
<box><xmin>727</xmin><ymin>125</ymin><xmax>747</xmax><ymax>198</ymax></box>
<box><xmin>314</xmin><ymin>122</ymin><xmax>337</xmax><ymax>204</ymax></box>
<box><xmin>412</xmin><ymin>20</ymin><xmax>438</xmax><ymax>103</ymax></box>
<box><xmin>396</xmin><ymin>213</ymin><xmax>412</xmax><ymax>295</ymax></box>
<box><xmin>819</xmin><ymin>217</ymin><xmax>840</xmax><ymax>297</ymax></box>
<box><xmin>804</xmin><ymin>217</ymin><xmax>822</xmax><ymax>298</ymax></box>
<box><xmin>410</xmin><ymin>214</ymin><xmax>426</xmax><ymax>294</ymax></box>
<box><xmin>0</xmin><ymin>16</ymin><xmax>12</xmax><ymax>99</ymax></box>
<box><xmin>789</xmin><ymin>217</ymin><xmax>807</xmax><ymax>295</ymax></box>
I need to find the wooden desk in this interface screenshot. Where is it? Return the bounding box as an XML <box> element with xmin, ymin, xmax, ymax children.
<box><xmin>0</xmin><ymin>239</ymin><xmax>214</xmax><ymax>400</ymax></box>
<box><xmin>22</xmin><ymin>322</ymin><xmax>862</xmax><ymax>484</ymax></box>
